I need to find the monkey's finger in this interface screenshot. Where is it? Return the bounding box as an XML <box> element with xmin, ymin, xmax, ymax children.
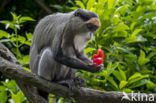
<box><xmin>96</xmin><ymin>64</ymin><xmax>104</xmax><ymax>72</ymax></box>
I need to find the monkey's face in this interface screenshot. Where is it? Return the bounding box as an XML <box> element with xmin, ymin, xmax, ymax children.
<box><xmin>71</xmin><ymin>9</ymin><xmax>101</xmax><ymax>41</ymax></box>
<box><xmin>71</xmin><ymin>9</ymin><xmax>101</xmax><ymax>51</ymax></box>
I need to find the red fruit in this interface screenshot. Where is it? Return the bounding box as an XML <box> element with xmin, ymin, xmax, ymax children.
<box><xmin>93</xmin><ymin>48</ymin><xmax>104</xmax><ymax>66</ymax></box>
<box><xmin>98</xmin><ymin>48</ymin><xmax>104</xmax><ymax>60</ymax></box>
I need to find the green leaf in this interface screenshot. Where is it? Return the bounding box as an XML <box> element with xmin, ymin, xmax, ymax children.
<box><xmin>126</xmin><ymin>35</ymin><xmax>147</xmax><ymax>43</ymax></box>
<box><xmin>71</xmin><ymin>7</ymin><xmax>79</xmax><ymax>10</ymax></box>
<box><xmin>113</xmin><ymin>70</ymin><xmax>122</xmax><ymax>81</ymax></box>
<box><xmin>12</xmin><ymin>94</ymin><xmax>21</xmax><ymax>103</ymax></box>
<box><xmin>119</xmin><ymin>81</ymin><xmax>128</xmax><ymax>89</ymax></box>
<box><xmin>146</xmin><ymin>81</ymin><xmax>156</xmax><ymax>89</ymax></box>
<box><xmin>118</xmin><ymin>65</ymin><xmax>127</xmax><ymax>81</ymax></box>
<box><xmin>131</xmin><ymin>29</ymin><xmax>143</xmax><ymax>37</ymax></box>
<box><xmin>107</xmin><ymin>77</ymin><xmax>118</xmax><ymax>89</ymax></box>
<box><xmin>19</xmin><ymin>17</ymin><xmax>35</xmax><ymax>24</ymax></box>
<box><xmin>24</xmin><ymin>67</ymin><xmax>30</xmax><ymax>71</ymax></box>
<box><xmin>17</xmin><ymin>90</ymin><xmax>26</xmax><ymax>102</ymax></box>
<box><xmin>114</xmin><ymin>23</ymin><xmax>129</xmax><ymax>31</ymax></box>
<box><xmin>0</xmin><ymin>20</ymin><xmax>10</xmax><ymax>25</ymax></box>
<box><xmin>122</xmin><ymin>88</ymin><xmax>133</xmax><ymax>93</ymax></box>
<box><xmin>125</xmin><ymin>53</ymin><xmax>137</xmax><ymax>63</ymax></box>
<box><xmin>138</xmin><ymin>50</ymin><xmax>150</xmax><ymax>66</ymax></box>
<box><xmin>112</xmin><ymin>15</ymin><xmax>120</xmax><ymax>24</ymax></box>
<box><xmin>2</xmin><ymin>80</ymin><xmax>17</xmax><ymax>94</ymax></box>
<box><xmin>11</xmin><ymin>12</ymin><xmax>21</xmax><ymax>22</ymax></box>
<box><xmin>108</xmin><ymin>0</ymin><xmax>116</xmax><ymax>9</ymax></box>
<box><xmin>115</xmin><ymin>4</ymin><xmax>130</xmax><ymax>15</ymax></box>
<box><xmin>0</xmin><ymin>30</ymin><xmax>9</xmax><ymax>38</ymax></box>
<box><xmin>76</xmin><ymin>1</ymin><xmax>85</xmax><ymax>9</ymax></box>
<box><xmin>24</xmin><ymin>41</ymin><xmax>31</xmax><ymax>46</ymax></box>
<box><xmin>10</xmin><ymin>37</ymin><xmax>17</xmax><ymax>42</ymax></box>
<box><xmin>50</xmin><ymin>5</ymin><xmax>63</xmax><ymax>11</ymax></box>
<box><xmin>128</xmin><ymin>72</ymin><xmax>149</xmax><ymax>85</ymax></box>
<box><xmin>86</xmin><ymin>0</ymin><xmax>95</xmax><ymax>10</ymax></box>
<box><xmin>26</xmin><ymin>33</ymin><xmax>33</xmax><ymax>40</ymax></box>
<box><xmin>128</xmin><ymin>72</ymin><xmax>141</xmax><ymax>81</ymax></box>
<box><xmin>18</xmin><ymin>55</ymin><xmax>29</xmax><ymax>64</ymax></box>
<box><xmin>130</xmin><ymin>22</ymin><xmax>137</xmax><ymax>30</ymax></box>
<box><xmin>107</xmin><ymin>62</ymin><xmax>119</xmax><ymax>76</ymax></box>
<box><xmin>18</xmin><ymin>35</ymin><xmax>26</xmax><ymax>43</ymax></box>
<box><xmin>129</xmin><ymin>79</ymin><xmax>149</xmax><ymax>89</ymax></box>
<box><xmin>84</xmin><ymin>48</ymin><xmax>95</xmax><ymax>53</ymax></box>
<box><xmin>147</xmin><ymin>51</ymin><xmax>156</xmax><ymax>59</ymax></box>
<box><xmin>0</xmin><ymin>91</ymin><xmax>8</xmax><ymax>103</ymax></box>
<box><xmin>140</xmin><ymin>69</ymin><xmax>153</xmax><ymax>74</ymax></box>
<box><xmin>138</xmin><ymin>12</ymin><xmax>156</xmax><ymax>21</ymax></box>
<box><xmin>0</xmin><ymin>86</ymin><xmax>6</xmax><ymax>91</ymax></box>
<box><xmin>0</xmin><ymin>39</ymin><xmax>11</xmax><ymax>43</ymax></box>
<box><xmin>0</xmin><ymin>20</ymin><xmax>15</xmax><ymax>29</ymax></box>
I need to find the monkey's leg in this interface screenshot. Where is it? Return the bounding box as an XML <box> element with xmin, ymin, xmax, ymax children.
<box><xmin>57</xmin><ymin>79</ymin><xmax>77</xmax><ymax>90</ymax></box>
<box><xmin>57</xmin><ymin>76</ymin><xmax>85</xmax><ymax>90</ymax></box>
<box><xmin>74</xmin><ymin>76</ymin><xmax>86</xmax><ymax>87</ymax></box>
<box><xmin>38</xmin><ymin>47</ymin><xmax>55</xmax><ymax>80</ymax></box>
<box><xmin>37</xmin><ymin>47</ymin><xmax>56</xmax><ymax>101</ymax></box>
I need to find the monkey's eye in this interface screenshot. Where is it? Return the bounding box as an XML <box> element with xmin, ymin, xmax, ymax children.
<box><xmin>87</xmin><ymin>23</ymin><xmax>99</xmax><ymax>32</ymax></box>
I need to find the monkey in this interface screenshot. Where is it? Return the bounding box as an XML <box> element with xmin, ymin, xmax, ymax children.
<box><xmin>29</xmin><ymin>8</ymin><xmax>103</xmax><ymax>101</ymax></box>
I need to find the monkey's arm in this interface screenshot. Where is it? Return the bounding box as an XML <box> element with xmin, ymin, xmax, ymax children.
<box><xmin>55</xmin><ymin>50</ymin><xmax>102</xmax><ymax>73</ymax></box>
<box><xmin>75</xmin><ymin>50</ymin><xmax>93</xmax><ymax>65</ymax></box>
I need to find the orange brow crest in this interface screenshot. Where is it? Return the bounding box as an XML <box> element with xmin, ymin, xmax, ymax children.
<box><xmin>88</xmin><ymin>18</ymin><xmax>101</xmax><ymax>27</ymax></box>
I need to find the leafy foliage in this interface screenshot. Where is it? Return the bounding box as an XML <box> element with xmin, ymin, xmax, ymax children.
<box><xmin>0</xmin><ymin>0</ymin><xmax>156</xmax><ymax>103</ymax></box>
<box><xmin>0</xmin><ymin>12</ymin><xmax>34</xmax><ymax>103</ymax></box>
<box><xmin>75</xmin><ymin>0</ymin><xmax>156</xmax><ymax>93</ymax></box>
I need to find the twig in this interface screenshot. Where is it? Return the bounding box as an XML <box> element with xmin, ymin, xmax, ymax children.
<box><xmin>33</xmin><ymin>0</ymin><xmax>52</xmax><ymax>14</ymax></box>
<box><xmin>0</xmin><ymin>0</ymin><xmax>10</xmax><ymax>14</ymax></box>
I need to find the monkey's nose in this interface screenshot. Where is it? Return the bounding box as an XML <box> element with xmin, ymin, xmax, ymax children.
<box><xmin>87</xmin><ymin>18</ymin><xmax>101</xmax><ymax>27</ymax></box>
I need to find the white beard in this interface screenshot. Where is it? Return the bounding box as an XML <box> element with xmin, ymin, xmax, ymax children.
<box><xmin>74</xmin><ymin>32</ymin><xmax>93</xmax><ymax>51</ymax></box>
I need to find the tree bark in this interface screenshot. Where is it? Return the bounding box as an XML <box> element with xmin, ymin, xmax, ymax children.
<box><xmin>0</xmin><ymin>43</ymin><xmax>156</xmax><ymax>103</ymax></box>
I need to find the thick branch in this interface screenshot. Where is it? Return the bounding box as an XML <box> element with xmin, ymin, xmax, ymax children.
<box><xmin>0</xmin><ymin>43</ymin><xmax>156</xmax><ymax>103</ymax></box>
<box><xmin>0</xmin><ymin>43</ymin><xmax>47</xmax><ymax>103</ymax></box>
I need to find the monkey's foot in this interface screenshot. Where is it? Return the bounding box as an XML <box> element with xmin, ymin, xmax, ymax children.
<box><xmin>74</xmin><ymin>76</ymin><xmax>86</xmax><ymax>87</ymax></box>
<box><xmin>57</xmin><ymin>79</ymin><xmax>77</xmax><ymax>90</ymax></box>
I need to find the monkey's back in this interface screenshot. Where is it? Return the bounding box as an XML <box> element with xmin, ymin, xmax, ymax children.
<box><xmin>30</xmin><ymin>12</ymin><xmax>73</xmax><ymax>75</ymax></box>
<box><xmin>32</xmin><ymin>13</ymin><xmax>73</xmax><ymax>52</ymax></box>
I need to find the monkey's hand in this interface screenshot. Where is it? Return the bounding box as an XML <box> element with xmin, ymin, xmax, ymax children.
<box><xmin>87</xmin><ymin>64</ymin><xmax>103</xmax><ymax>73</ymax></box>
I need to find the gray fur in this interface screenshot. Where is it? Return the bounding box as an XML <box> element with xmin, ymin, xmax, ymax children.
<box><xmin>30</xmin><ymin>9</ymin><xmax>103</xmax><ymax>85</ymax></box>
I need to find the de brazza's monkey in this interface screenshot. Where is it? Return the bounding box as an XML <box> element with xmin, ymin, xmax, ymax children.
<box><xmin>30</xmin><ymin>8</ymin><xmax>103</xmax><ymax>100</ymax></box>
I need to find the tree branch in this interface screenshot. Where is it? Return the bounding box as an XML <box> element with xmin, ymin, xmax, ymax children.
<box><xmin>0</xmin><ymin>0</ymin><xmax>10</xmax><ymax>14</ymax></box>
<box><xmin>33</xmin><ymin>0</ymin><xmax>52</xmax><ymax>14</ymax></box>
<box><xmin>0</xmin><ymin>43</ymin><xmax>156</xmax><ymax>103</ymax></box>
